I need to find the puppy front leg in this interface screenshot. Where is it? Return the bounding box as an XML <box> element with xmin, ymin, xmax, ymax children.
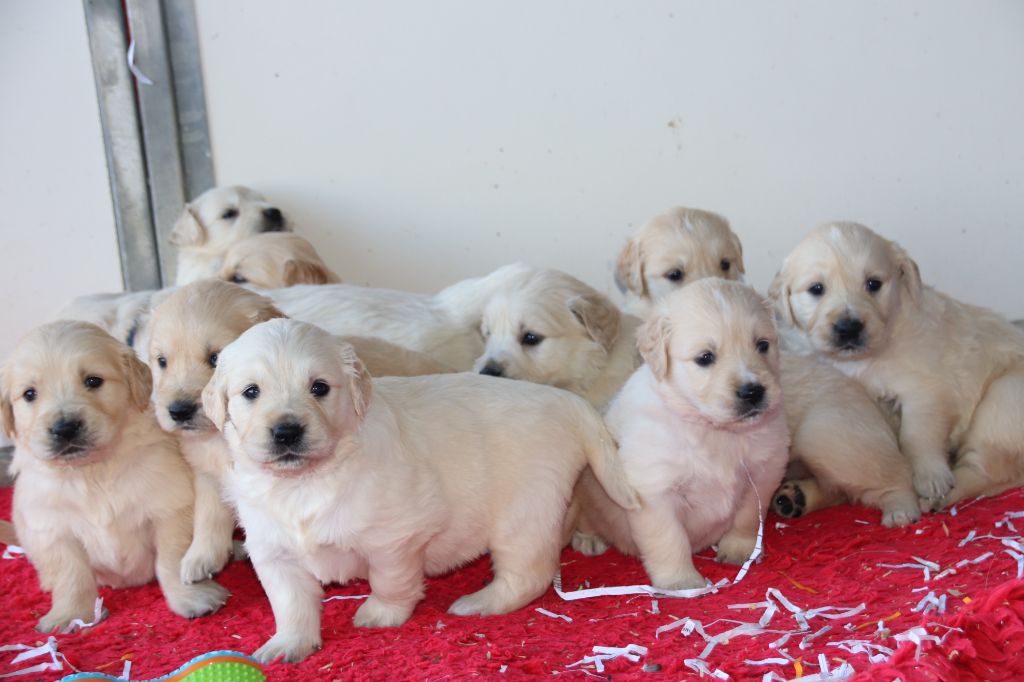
<box><xmin>717</xmin><ymin>469</ymin><xmax>779</xmax><ymax>565</ymax></box>
<box><xmin>898</xmin><ymin>396</ymin><xmax>955</xmax><ymax>501</ymax></box>
<box><xmin>251</xmin><ymin>557</ymin><xmax>324</xmax><ymax>664</ymax></box>
<box><xmin>627</xmin><ymin>501</ymin><xmax>703</xmax><ymax>590</ymax></box>
<box><xmin>354</xmin><ymin>547</ymin><xmax>426</xmax><ymax>628</ymax></box>
<box><xmin>29</xmin><ymin>537</ymin><xmax>99</xmax><ymax>633</ymax></box>
<box><xmin>180</xmin><ymin>470</ymin><xmax>235</xmax><ymax>583</ymax></box>
<box><xmin>154</xmin><ymin>509</ymin><xmax>229</xmax><ymax>619</ymax></box>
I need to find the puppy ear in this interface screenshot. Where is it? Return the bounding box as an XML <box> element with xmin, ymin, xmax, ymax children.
<box><xmin>249</xmin><ymin>296</ymin><xmax>288</xmax><ymax>325</ymax></box>
<box><xmin>767</xmin><ymin>268</ymin><xmax>798</xmax><ymax>328</ymax></box>
<box><xmin>283</xmin><ymin>259</ymin><xmax>334</xmax><ymax>286</ymax></box>
<box><xmin>119</xmin><ymin>346</ymin><xmax>153</xmax><ymax>412</ymax></box>
<box><xmin>614</xmin><ymin>239</ymin><xmax>645</xmax><ymax>296</ymax></box>
<box><xmin>0</xmin><ymin>366</ymin><xmax>15</xmax><ymax>439</ymax></box>
<box><xmin>201</xmin><ymin>369</ymin><xmax>229</xmax><ymax>431</ymax></box>
<box><xmin>336</xmin><ymin>341</ymin><xmax>373</xmax><ymax>418</ymax></box>
<box><xmin>636</xmin><ymin>314</ymin><xmax>671</xmax><ymax>380</ymax></box>
<box><xmin>169</xmin><ymin>205</ymin><xmax>206</xmax><ymax>247</ymax></box>
<box><xmin>892</xmin><ymin>242</ymin><xmax>922</xmax><ymax>302</ymax></box>
<box><xmin>569</xmin><ymin>293</ymin><xmax>621</xmax><ymax>353</ymax></box>
<box><xmin>728</xmin><ymin>231</ymin><xmax>746</xmax><ymax>276</ymax></box>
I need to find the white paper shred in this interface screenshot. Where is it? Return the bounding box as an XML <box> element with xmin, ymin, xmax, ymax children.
<box><xmin>120</xmin><ymin>659</ymin><xmax>132</xmax><ymax>680</ymax></box>
<box><xmin>745</xmin><ymin>657</ymin><xmax>790</xmax><ymax>665</ymax></box>
<box><xmin>1003</xmin><ymin>549</ymin><xmax>1024</xmax><ymax>578</ymax></box>
<box><xmin>684</xmin><ymin>657</ymin><xmax>729</xmax><ymax>679</ymax></box>
<box><xmin>827</xmin><ymin>639</ymin><xmax>895</xmax><ymax>665</ymax></box>
<box><xmin>0</xmin><ymin>637</ymin><xmax>68</xmax><ymax>679</ymax></box>
<box><xmin>893</xmin><ymin>626</ymin><xmax>941</xmax><ymax>661</ymax></box>
<box><xmin>567</xmin><ymin>643</ymin><xmax>647</xmax><ymax>673</ymax></box>
<box><xmin>649</xmin><ymin>599</ymin><xmax>660</xmax><ymax>615</ymax></box>
<box><xmin>124</xmin><ymin>4</ymin><xmax>154</xmax><ymax>85</ymax></box>
<box><xmin>910</xmin><ymin>591</ymin><xmax>947</xmax><ymax>616</ymax></box>
<box><xmin>1</xmin><ymin>545</ymin><xmax>24</xmax><ymax>560</ymax></box>
<box><xmin>322</xmin><ymin>594</ymin><xmax>370</xmax><ymax>602</ymax></box>
<box><xmin>958</xmin><ymin>529</ymin><xmax>978</xmax><ymax>547</ymax></box>
<box><xmin>535</xmin><ymin>607</ymin><xmax>572</xmax><ymax>622</ymax></box>
<box><xmin>61</xmin><ymin>597</ymin><xmax>106</xmax><ymax>634</ymax></box>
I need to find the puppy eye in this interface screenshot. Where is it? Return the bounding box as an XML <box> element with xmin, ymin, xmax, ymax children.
<box><xmin>521</xmin><ymin>332</ymin><xmax>544</xmax><ymax>347</ymax></box>
<box><xmin>230</xmin><ymin>273</ymin><xmax>248</xmax><ymax>284</ymax></box>
<box><xmin>209</xmin><ymin>352</ymin><xmax>219</xmax><ymax>368</ymax></box>
<box><xmin>720</xmin><ymin>259</ymin><xmax>731</xmax><ymax>272</ymax></box>
<box><xmin>756</xmin><ymin>339</ymin><xmax>770</xmax><ymax>354</ymax></box>
<box><xmin>243</xmin><ymin>385</ymin><xmax>260</xmax><ymax>400</ymax></box>
<box><xmin>807</xmin><ymin>283</ymin><xmax>825</xmax><ymax>297</ymax></box>
<box><xmin>222</xmin><ymin>208</ymin><xmax>239</xmax><ymax>220</ymax></box>
<box><xmin>23</xmin><ymin>388</ymin><xmax>36</xmax><ymax>403</ymax></box>
<box><xmin>665</xmin><ymin>268</ymin><xmax>685</xmax><ymax>283</ymax></box>
<box><xmin>865</xmin><ymin>278</ymin><xmax>883</xmax><ymax>293</ymax></box>
<box><xmin>157</xmin><ymin>356</ymin><xmax>167</xmax><ymax>369</ymax></box>
<box><xmin>310</xmin><ymin>380</ymin><xmax>330</xmax><ymax>397</ymax></box>
<box><xmin>84</xmin><ymin>376</ymin><xmax>104</xmax><ymax>389</ymax></box>
<box><xmin>695</xmin><ymin>351</ymin><xmax>716</xmax><ymax>367</ymax></box>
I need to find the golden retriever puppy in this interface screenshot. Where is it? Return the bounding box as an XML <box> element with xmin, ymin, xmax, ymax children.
<box><xmin>171</xmin><ymin>185</ymin><xmax>287</xmax><ymax>285</ymax></box>
<box><xmin>220</xmin><ymin>233</ymin><xmax>341</xmax><ymax>288</ymax></box>
<box><xmin>474</xmin><ymin>269</ymin><xmax>640</xmax><ymax>409</ymax></box>
<box><xmin>57</xmin><ymin>289</ymin><xmax>171</xmax><ymax>363</ymax></box>
<box><xmin>615</xmin><ymin>207</ymin><xmax>744</xmax><ymax>317</ymax></box>
<box><xmin>770</xmin><ymin>222</ymin><xmax>1024</xmax><ymax>507</ymax></box>
<box><xmin>202</xmin><ymin>319</ymin><xmax>638</xmax><ymax>663</ymax></box>
<box><xmin>264</xmin><ymin>263</ymin><xmax>534</xmax><ymax>370</ymax></box>
<box><xmin>1</xmin><ymin>321</ymin><xmax>228</xmax><ymax>631</ymax></box>
<box><xmin>574</xmin><ymin>280</ymin><xmax>789</xmax><ymax>589</ymax></box>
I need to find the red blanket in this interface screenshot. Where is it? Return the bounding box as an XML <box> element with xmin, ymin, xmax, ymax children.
<box><xmin>2</xmin><ymin>485</ymin><xmax>1023</xmax><ymax>681</ymax></box>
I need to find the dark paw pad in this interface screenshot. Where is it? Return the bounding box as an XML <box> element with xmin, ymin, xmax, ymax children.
<box><xmin>773</xmin><ymin>482</ymin><xmax>805</xmax><ymax>518</ymax></box>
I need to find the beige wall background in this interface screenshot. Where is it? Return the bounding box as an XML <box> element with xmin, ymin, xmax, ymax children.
<box><xmin>195</xmin><ymin>1</ymin><xmax>1023</xmax><ymax>317</ymax></box>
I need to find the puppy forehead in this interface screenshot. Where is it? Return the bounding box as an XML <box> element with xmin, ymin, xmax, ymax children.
<box><xmin>7</xmin><ymin>323</ymin><xmax>121</xmax><ymax>387</ymax></box>
<box><xmin>796</xmin><ymin>224</ymin><xmax>897</xmax><ymax>280</ymax></box>
<box><xmin>667</xmin><ymin>282</ymin><xmax>772</xmax><ymax>344</ymax></box>
<box><xmin>221</xmin><ymin>320</ymin><xmax>334</xmax><ymax>383</ymax></box>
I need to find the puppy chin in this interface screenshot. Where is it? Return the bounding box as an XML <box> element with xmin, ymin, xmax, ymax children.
<box><xmin>155</xmin><ymin>410</ymin><xmax>216</xmax><ymax>436</ymax></box>
<box><xmin>30</xmin><ymin>437</ymin><xmax>101</xmax><ymax>466</ymax></box>
<box><xmin>246</xmin><ymin>445</ymin><xmax>331</xmax><ymax>477</ymax></box>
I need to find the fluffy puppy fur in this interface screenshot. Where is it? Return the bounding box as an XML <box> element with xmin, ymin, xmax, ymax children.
<box><xmin>1</xmin><ymin>321</ymin><xmax>227</xmax><ymax>631</ymax></box>
<box><xmin>770</xmin><ymin>222</ymin><xmax>1024</xmax><ymax>507</ymax></box>
<box><xmin>57</xmin><ymin>289</ymin><xmax>171</xmax><ymax>363</ymax></box>
<box><xmin>473</xmin><ymin>269</ymin><xmax>641</xmax><ymax>409</ymax></box>
<box><xmin>615</xmin><ymin>207</ymin><xmax>744</xmax><ymax>317</ymax></box>
<box><xmin>574</xmin><ymin>280</ymin><xmax>789</xmax><ymax>589</ymax></box>
<box><xmin>171</xmin><ymin>185</ymin><xmax>287</xmax><ymax>286</ymax></box>
<box><xmin>264</xmin><ymin>263</ymin><xmax>534</xmax><ymax>370</ymax></box>
<box><xmin>202</xmin><ymin>319</ymin><xmax>638</xmax><ymax>663</ymax></box>
<box><xmin>220</xmin><ymin>233</ymin><xmax>341</xmax><ymax>288</ymax></box>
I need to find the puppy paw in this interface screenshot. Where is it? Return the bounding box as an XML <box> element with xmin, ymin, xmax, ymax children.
<box><xmin>571</xmin><ymin>531</ymin><xmax>609</xmax><ymax>557</ymax></box>
<box><xmin>716</xmin><ymin>534</ymin><xmax>758</xmax><ymax>566</ymax></box>
<box><xmin>911</xmin><ymin>460</ymin><xmax>954</xmax><ymax>501</ymax></box>
<box><xmin>772</xmin><ymin>481</ymin><xmax>806</xmax><ymax>519</ymax></box>
<box><xmin>180</xmin><ymin>541</ymin><xmax>232</xmax><ymax>584</ymax></box>
<box><xmin>166</xmin><ymin>579</ymin><xmax>229</xmax><ymax>618</ymax></box>
<box><xmin>36</xmin><ymin>603</ymin><xmax>102</xmax><ymax>634</ymax></box>
<box><xmin>253</xmin><ymin>632</ymin><xmax>322</xmax><ymax>664</ymax></box>
<box><xmin>650</xmin><ymin>569</ymin><xmax>706</xmax><ymax>592</ymax></box>
<box><xmin>881</xmin><ymin>504</ymin><xmax>921</xmax><ymax>528</ymax></box>
<box><xmin>353</xmin><ymin>595</ymin><xmax>414</xmax><ymax>628</ymax></box>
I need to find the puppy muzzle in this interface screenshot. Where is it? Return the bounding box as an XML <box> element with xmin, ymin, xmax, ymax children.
<box><xmin>46</xmin><ymin>415</ymin><xmax>94</xmax><ymax>460</ymax></box>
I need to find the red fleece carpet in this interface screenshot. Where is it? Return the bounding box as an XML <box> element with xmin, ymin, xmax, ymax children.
<box><xmin>3</xmin><ymin>486</ymin><xmax>1024</xmax><ymax>681</ymax></box>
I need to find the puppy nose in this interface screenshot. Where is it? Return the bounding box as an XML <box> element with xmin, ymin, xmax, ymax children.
<box><xmin>479</xmin><ymin>362</ymin><xmax>504</xmax><ymax>377</ymax></box>
<box><xmin>272</xmin><ymin>422</ymin><xmax>305</xmax><ymax>446</ymax></box>
<box><xmin>262</xmin><ymin>207</ymin><xmax>284</xmax><ymax>229</ymax></box>
<box><xmin>736</xmin><ymin>382</ymin><xmax>766</xmax><ymax>407</ymax></box>
<box><xmin>168</xmin><ymin>400</ymin><xmax>198</xmax><ymax>423</ymax></box>
<box><xmin>50</xmin><ymin>418</ymin><xmax>83</xmax><ymax>442</ymax></box>
<box><xmin>833</xmin><ymin>317</ymin><xmax>864</xmax><ymax>343</ymax></box>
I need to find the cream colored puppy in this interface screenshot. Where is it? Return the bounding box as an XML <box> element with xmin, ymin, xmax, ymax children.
<box><xmin>474</xmin><ymin>269</ymin><xmax>640</xmax><ymax>409</ymax></box>
<box><xmin>575</xmin><ymin>280</ymin><xmax>789</xmax><ymax>589</ymax></box>
<box><xmin>57</xmin><ymin>288</ymin><xmax>171</xmax><ymax>363</ymax></box>
<box><xmin>172</xmin><ymin>185</ymin><xmax>287</xmax><ymax>285</ymax></box>
<box><xmin>1</xmin><ymin>321</ymin><xmax>228</xmax><ymax>631</ymax></box>
<box><xmin>220</xmin><ymin>233</ymin><xmax>341</xmax><ymax>288</ymax></box>
<box><xmin>264</xmin><ymin>263</ymin><xmax>534</xmax><ymax>370</ymax></box>
<box><xmin>203</xmin><ymin>319</ymin><xmax>638</xmax><ymax>663</ymax></box>
<box><xmin>770</xmin><ymin>222</ymin><xmax>1024</xmax><ymax>507</ymax></box>
<box><xmin>615</xmin><ymin>207</ymin><xmax>744</xmax><ymax>317</ymax></box>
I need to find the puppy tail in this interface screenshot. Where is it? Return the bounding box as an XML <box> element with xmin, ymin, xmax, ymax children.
<box><xmin>0</xmin><ymin>520</ymin><xmax>17</xmax><ymax>546</ymax></box>
<box><xmin>582</xmin><ymin>417</ymin><xmax>640</xmax><ymax>512</ymax></box>
<box><xmin>434</xmin><ymin>263</ymin><xmax>535</xmax><ymax>325</ymax></box>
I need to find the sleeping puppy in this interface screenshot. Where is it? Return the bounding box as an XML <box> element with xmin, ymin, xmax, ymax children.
<box><xmin>573</xmin><ymin>280</ymin><xmax>789</xmax><ymax>589</ymax></box>
<box><xmin>220</xmin><ymin>233</ymin><xmax>341</xmax><ymax>288</ymax></box>
<box><xmin>769</xmin><ymin>222</ymin><xmax>1024</xmax><ymax>507</ymax></box>
<box><xmin>172</xmin><ymin>185</ymin><xmax>287</xmax><ymax>285</ymax></box>
<box><xmin>202</xmin><ymin>319</ymin><xmax>638</xmax><ymax>663</ymax></box>
<box><xmin>147</xmin><ymin>280</ymin><xmax>452</xmax><ymax>584</ymax></box>
<box><xmin>57</xmin><ymin>288</ymin><xmax>171</xmax><ymax>363</ymax></box>
<box><xmin>615</xmin><ymin>207</ymin><xmax>744</xmax><ymax>317</ymax></box>
<box><xmin>1</xmin><ymin>321</ymin><xmax>228</xmax><ymax>631</ymax></box>
<box><xmin>264</xmin><ymin>263</ymin><xmax>534</xmax><ymax>370</ymax></box>
<box><xmin>474</xmin><ymin>269</ymin><xmax>640</xmax><ymax>409</ymax></box>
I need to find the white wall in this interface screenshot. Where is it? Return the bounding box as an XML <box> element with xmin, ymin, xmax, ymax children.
<box><xmin>0</xmin><ymin>1</ymin><xmax>122</xmax><ymax>359</ymax></box>
<box><xmin>195</xmin><ymin>1</ymin><xmax>1024</xmax><ymax>318</ymax></box>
